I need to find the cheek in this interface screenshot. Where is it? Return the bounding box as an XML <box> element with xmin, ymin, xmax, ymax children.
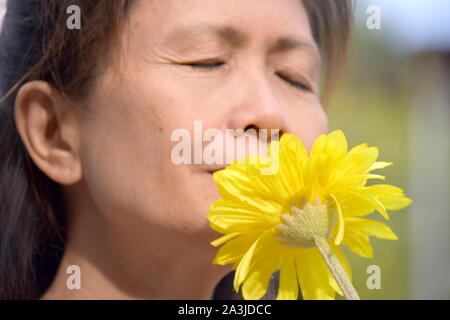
<box><xmin>78</xmin><ymin>118</ymin><xmax>164</xmax><ymax>217</ymax></box>
<box><xmin>75</xmin><ymin>62</ymin><xmax>227</xmax><ymax>239</ymax></box>
<box><xmin>77</xmin><ymin>106</ymin><xmax>219</xmax><ymax>236</ymax></box>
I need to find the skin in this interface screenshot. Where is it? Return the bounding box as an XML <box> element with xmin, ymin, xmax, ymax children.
<box><xmin>14</xmin><ymin>0</ymin><xmax>327</xmax><ymax>299</ymax></box>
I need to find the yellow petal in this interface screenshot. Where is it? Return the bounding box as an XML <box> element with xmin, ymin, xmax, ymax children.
<box><xmin>212</xmin><ymin>231</ymin><xmax>262</xmax><ymax>265</ymax></box>
<box><xmin>230</xmin><ymin>154</ymin><xmax>271</xmax><ymax>175</ymax></box>
<box><xmin>311</xmin><ymin>130</ymin><xmax>348</xmax><ymax>157</ymax></box>
<box><xmin>342</xmin><ymin>231</ymin><xmax>374</xmax><ymax>258</ymax></box>
<box><xmin>302</xmin><ymin>153</ymin><xmax>339</xmax><ymax>204</ymax></box>
<box><xmin>242</xmin><ymin>253</ymin><xmax>280</xmax><ymax>300</ymax></box>
<box><xmin>259</xmin><ymin>140</ymin><xmax>304</xmax><ymax>201</ymax></box>
<box><xmin>214</xmin><ymin>169</ymin><xmax>270</xmax><ymax>200</ymax></box>
<box><xmin>233</xmin><ymin>235</ymin><xmax>261</xmax><ymax>292</ymax></box>
<box><xmin>339</xmin><ymin>192</ymin><xmax>376</xmax><ymax>217</ymax></box>
<box><xmin>330</xmin><ymin>194</ymin><xmax>345</xmax><ymax>245</ymax></box>
<box><xmin>210</xmin><ymin>232</ymin><xmax>241</xmax><ymax>247</ymax></box>
<box><xmin>306</xmin><ymin>131</ymin><xmax>349</xmax><ymax>194</ymax></box>
<box><xmin>276</xmin><ymin>255</ymin><xmax>299</xmax><ymax>300</ymax></box>
<box><xmin>365</xmin><ymin>174</ymin><xmax>385</xmax><ymax>180</ymax></box>
<box><xmin>233</xmin><ymin>230</ymin><xmax>280</xmax><ymax>293</ymax></box>
<box><xmin>382</xmin><ymin>196</ymin><xmax>413</xmax><ymax>210</ymax></box>
<box><xmin>280</xmin><ymin>133</ymin><xmax>309</xmax><ymax>159</ymax></box>
<box><xmin>295</xmin><ymin>249</ymin><xmax>336</xmax><ymax>300</ymax></box>
<box><xmin>208</xmin><ymin>200</ymin><xmax>279</xmax><ymax>233</ymax></box>
<box><xmin>213</xmin><ymin>170</ymin><xmax>283</xmax><ymax>214</ymax></box>
<box><xmin>348</xmin><ymin>189</ymin><xmax>389</xmax><ymax>220</ymax></box>
<box><xmin>277</xmin><ymin>142</ymin><xmax>304</xmax><ymax>194</ymax></box>
<box><xmin>363</xmin><ymin>184</ymin><xmax>413</xmax><ymax>211</ymax></box>
<box><xmin>280</xmin><ymin>135</ymin><xmax>309</xmax><ymax>185</ymax></box>
<box><xmin>345</xmin><ymin>217</ymin><xmax>398</xmax><ymax>240</ymax></box>
<box><xmin>329</xmin><ymin>144</ymin><xmax>379</xmax><ymax>191</ymax></box>
<box><xmin>369</xmin><ymin>161</ymin><xmax>393</xmax><ymax>171</ymax></box>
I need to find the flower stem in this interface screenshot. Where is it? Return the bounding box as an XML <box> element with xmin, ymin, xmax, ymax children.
<box><xmin>314</xmin><ymin>236</ymin><xmax>360</xmax><ymax>300</ymax></box>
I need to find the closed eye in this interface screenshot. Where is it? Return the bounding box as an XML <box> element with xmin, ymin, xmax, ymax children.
<box><xmin>276</xmin><ymin>72</ymin><xmax>312</xmax><ymax>92</ymax></box>
<box><xmin>181</xmin><ymin>62</ymin><xmax>312</xmax><ymax>92</ymax></box>
<box><xmin>183</xmin><ymin>61</ymin><xmax>225</xmax><ymax>69</ymax></box>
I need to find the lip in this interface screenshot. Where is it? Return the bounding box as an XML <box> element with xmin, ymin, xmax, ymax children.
<box><xmin>206</xmin><ymin>165</ymin><xmax>227</xmax><ymax>174</ymax></box>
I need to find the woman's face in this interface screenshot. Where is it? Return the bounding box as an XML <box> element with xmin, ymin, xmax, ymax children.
<box><xmin>77</xmin><ymin>0</ymin><xmax>327</xmax><ymax>247</ymax></box>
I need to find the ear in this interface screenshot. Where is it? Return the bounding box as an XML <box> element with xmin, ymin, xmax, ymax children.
<box><xmin>14</xmin><ymin>81</ymin><xmax>83</xmax><ymax>185</ymax></box>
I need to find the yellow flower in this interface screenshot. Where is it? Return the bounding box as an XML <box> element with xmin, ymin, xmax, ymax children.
<box><xmin>208</xmin><ymin>130</ymin><xmax>412</xmax><ymax>300</ymax></box>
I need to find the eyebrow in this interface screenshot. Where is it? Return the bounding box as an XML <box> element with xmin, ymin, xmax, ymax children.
<box><xmin>166</xmin><ymin>23</ymin><xmax>320</xmax><ymax>57</ymax></box>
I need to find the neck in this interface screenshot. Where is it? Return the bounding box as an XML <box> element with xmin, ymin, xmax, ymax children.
<box><xmin>41</xmin><ymin>191</ymin><xmax>229</xmax><ymax>300</ymax></box>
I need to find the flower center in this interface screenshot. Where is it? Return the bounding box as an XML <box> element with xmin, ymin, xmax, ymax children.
<box><xmin>275</xmin><ymin>197</ymin><xmax>337</xmax><ymax>249</ymax></box>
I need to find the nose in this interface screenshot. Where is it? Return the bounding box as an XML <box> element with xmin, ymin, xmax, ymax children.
<box><xmin>226</xmin><ymin>72</ymin><xmax>286</xmax><ymax>142</ymax></box>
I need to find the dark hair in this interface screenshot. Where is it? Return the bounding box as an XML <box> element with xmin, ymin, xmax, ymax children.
<box><xmin>0</xmin><ymin>0</ymin><xmax>352</xmax><ymax>299</ymax></box>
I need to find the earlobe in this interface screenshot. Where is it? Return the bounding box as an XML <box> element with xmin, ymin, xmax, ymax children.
<box><xmin>14</xmin><ymin>81</ymin><xmax>83</xmax><ymax>185</ymax></box>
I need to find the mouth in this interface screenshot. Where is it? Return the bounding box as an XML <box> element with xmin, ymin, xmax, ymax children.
<box><xmin>206</xmin><ymin>165</ymin><xmax>227</xmax><ymax>174</ymax></box>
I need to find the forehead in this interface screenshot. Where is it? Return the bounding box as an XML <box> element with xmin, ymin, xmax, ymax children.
<box><xmin>129</xmin><ymin>0</ymin><xmax>316</xmax><ymax>47</ymax></box>
<box><xmin>162</xmin><ymin>23</ymin><xmax>319</xmax><ymax>56</ymax></box>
